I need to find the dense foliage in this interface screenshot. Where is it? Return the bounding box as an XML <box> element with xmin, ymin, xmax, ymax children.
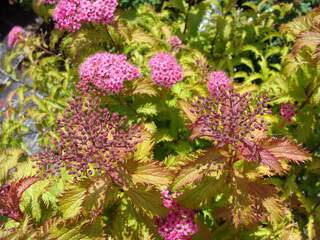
<box><xmin>0</xmin><ymin>0</ymin><xmax>320</xmax><ymax>239</ymax></box>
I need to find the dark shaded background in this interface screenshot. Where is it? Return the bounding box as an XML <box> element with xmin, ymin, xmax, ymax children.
<box><xmin>0</xmin><ymin>1</ymin><xmax>36</xmax><ymax>40</ymax></box>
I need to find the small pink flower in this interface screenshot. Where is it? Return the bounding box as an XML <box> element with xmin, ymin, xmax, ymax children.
<box><xmin>280</xmin><ymin>103</ymin><xmax>295</xmax><ymax>122</ymax></box>
<box><xmin>149</xmin><ymin>53</ymin><xmax>183</xmax><ymax>88</ymax></box>
<box><xmin>207</xmin><ymin>71</ymin><xmax>232</xmax><ymax>97</ymax></box>
<box><xmin>7</xmin><ymin>26</ymin><xmax>24</xmax><ymax>48</ymax></box>
<box><xmin>169</xmin><ymin>36</ymin><xmax>182</xmax><ymax>50</ymax></box>
<box><xmin>79</xmin><ymin>52</ymin><xmax>140</xmax><ymax>94</ymax></box>
<box><xmin>156</xmin><ymin>190</ymin><xmax>198</xmax><ymax>240</ymax></box>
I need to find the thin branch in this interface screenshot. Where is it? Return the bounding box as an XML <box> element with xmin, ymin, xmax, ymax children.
<box><xmin>183</xmin><ymin>0</ymin><xmax>193</xmax><ymax>34</ymax></box>
<box><xmin>106</xmin><ymin>26</ymin><xmax>119</xmax><ymax>50</ymax></box>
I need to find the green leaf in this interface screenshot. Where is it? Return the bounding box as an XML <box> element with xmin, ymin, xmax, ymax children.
<box><xmin>136</xmin><ymin>103</ymin><xmax>158</xmax><ymax>116</ymax></box>
<box><xmin>20</xmin><ymin>179</ymin><xmax>50</xmax><ymax>222</ymax></box>
<box><xmin>164</xmin><ymin>0</ymin><xmax>186</xmax><ymax>13</ymax></box>
<box><xmin>134</xmin><ymin>139</ymin><xmax>154</xmax><ymax>162</ymax></box>
<box><xmin>186</xmin><ymin>2</ymin><xmax>209</xmax><ymax>36</ymax></box>
<box><xmin>50</xmin><ymin>220</ymin><xmax>90</xmax><ymax>240</ymax></box>
<box><xmin>178</xmin><ymin>176</ymin><xmax>225</xmax><ymax>208</ymax></box>
<box><xmin>0</xmin><ymin>149</ymin><xmax>24</xmax><ymax>184</ymax></box>
<box><xmin>59</xmin><ymin>184</ymin><xmax>87</xmax><ymax>219</ymax></box>
<box><xmin>126</xmin><ymin>186</ymin><xmax>166</xmax><ymax>217</ymax></box>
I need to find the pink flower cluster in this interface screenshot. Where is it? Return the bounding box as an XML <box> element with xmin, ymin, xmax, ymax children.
<box><xmin>53</xmin><ymin>0</ymin><xmax>118</xmax><ymax>32</ymax></box>
<box><xmin>169</xmin><ymin>36</ymin><xmax>182</xmax><ymax>50</ymax></box>
<box><xmin>7</xmin><ymin>26</ymin><xmax>24</xmax><ymax>49</ymax></box>
<box><xmin>156</xmin><ymin>190</ymin><xmax>198</xmax><ymax>240</ymax></box>
<box><xmin>207</xmin><ymin>71</ymin><xmax>232</xmax><ymax>97</ymax></box>
<box><xmin>149</xmin><ymin>53</ymin><xmax>183</xmax><ymax>88</ymax></box>
<box><xmin>79</xmin><ymin>52</ymin><xmax>140</xmax><ymax>94</ymax></box>
<box><xmin>280</xmin><ymin>103</ymin><xmax>295</xmax><ymax>122</ymax></box>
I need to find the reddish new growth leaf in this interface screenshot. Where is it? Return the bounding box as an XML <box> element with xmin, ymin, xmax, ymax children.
<box><xmin>257</xmin><ymin>137</ymin><xmax>311</xmax><ymax>173</ymax></box>
<box><xmin>0</xmin><ymin>177</ymin><xmax>38</xmax><ymax>221</ymax></box>
<box><xmin>36</xmin><ymin>96</ymin><xmax>143</xmax><ymax>184</ymax></box>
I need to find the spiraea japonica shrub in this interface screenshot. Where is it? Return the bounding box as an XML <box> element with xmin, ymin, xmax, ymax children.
<box><xmin>0</xmin><ymin>0</ymin><xmax>318</xmax><ymax>239</ymax></box>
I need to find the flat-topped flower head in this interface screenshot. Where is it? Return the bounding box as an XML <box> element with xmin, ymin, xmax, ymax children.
<box><xmin>190</xmin><ymin>88</ymin><xmax>271</xmax><ymax>161</ymax></box>
<box><xmin>78</xmin><ymin>52</ymin><xmax>140</xmax><ymax>94</ymax></box>
<box><xmin>53</xmin><ymin>0</ymin><xmax>118</xmax><ymax>32</ymax></box>
<box><xmin>280</xmin><ymin>103</ymin><xmax>295</xmax><ymax>122</ymax></box>
<box><xmin>156</xmin><ymin>190</ymin><xmax>198</xmax><ymax>240</ymax></box>
<box><xmin>149</xmin><ymin>53</ymin><xmax>183</xmax><ymax>88</ymax></box>
<box><xmin>169</xmin><ymin>36</ymin><xmax>182</xmax><ymax>50</ymax></box>
<box><xmin>207</xmin><ymin>71</ymin><xmax>232</xmax><ymax>97</ymax></box>
<box><xmin>7</xmin><ymin>26</ymin><xmax>24</xmax><ymax>48</ymax></box>
<box><xmin>36</xmin><ymin>96</ymin><xmax>142</xmax><ymax>182</ymax></box>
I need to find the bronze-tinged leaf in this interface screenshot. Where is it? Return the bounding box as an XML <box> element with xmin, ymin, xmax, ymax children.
<box><xmin>262</xmin><ymin>197</ymin><xmax>287</xmax><ymax>225</ymax></box>
<box><xmin>293</xmin><ymin>31</ymin><xmax>320</xmax><ymax>59</ymax></box>
<box><xmin>231</xmin><ymin>196</ymin><xmax>261</xmax><ymax>228</ymax></box>
<box><xmin>131</xmin><ymin>162</ymin><xmax>172</xmax><ymax>188</ymax></box>
<box><xmin>280</xmin><ymin>223</ymin><xmax>303</xmax><ymax>240</ymax></box>
<box><xmin>178</xmin><ymin>176</ymin><xmax>226</xmax><ymax>209</ymax></box>
<box><xmin>230</xmin><ymin>177</ymin><xmax>278</xmax><ymax>227</ymax></box>
<box><xmin>235</xmin><ymin>177</ymin><xmax>277</xmax><ymax>201</ymax></box>
<box><xmin>172</xmin><ymin>164</ymin><xmax>206</xmax><ymax>191</ymax></box>
<box><xmin>132</xmin><ymin>78</ymin><xmax>157</xmax><ymax>97</ymax></box>
<box><xmin>172</xmin><ymin>148</ymin><xmax>226</xmax><ymax>190</ymax></box>
<box><xmin>280</xmin><ymin>8</ymin><xmax>318</xmax><ymax>36</ymax></box>
<box><xmin>260</xmin><ymin>138</ymin><xmax>311</xmax><ymax>165</ymax></box>
<box><xmin>259</xmin><ymin>149</ymin><xmax>282</xmax><ymax>174</ymax></box>
<box><xmin>82</xmin><ymin>178</ymin><xmax>109</xmax><ymax>219</ymax></box>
